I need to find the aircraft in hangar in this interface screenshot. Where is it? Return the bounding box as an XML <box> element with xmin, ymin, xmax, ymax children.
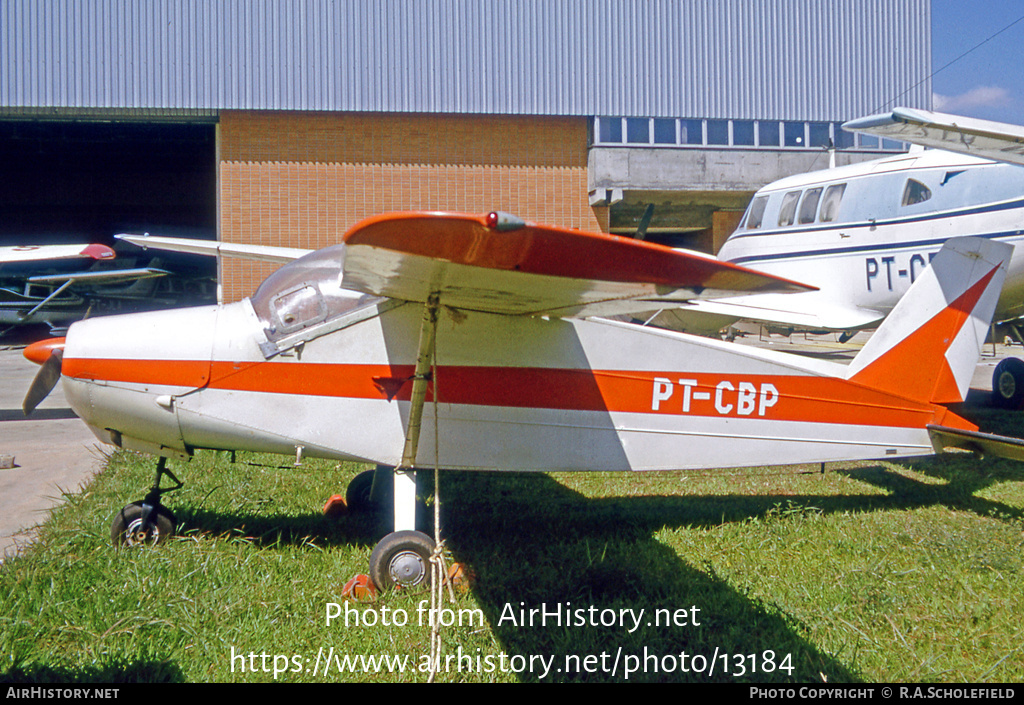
<box><xmin>0</xmin><ymin>242</ymin><xmax>170</xmax><ymax>335</ymax></box>
<box><xmin>21</xmin><ymin>210</ymin><xmax>1024</xmax><ymax>590</ymax></box>
<box><xmin>651</xmin><ymin>108</ymin><xmax>1024</xmax><ymax>408</ymax></box>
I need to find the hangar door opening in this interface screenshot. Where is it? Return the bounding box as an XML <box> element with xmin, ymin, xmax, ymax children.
<box><xmin>0</xmin><ymin>120</ymin><xmax>218</xmax><ymax>316</ymax></box>
<box><xmin>0</xmin><ymin>120</ymin><xmax>216</xmax><ymax>243</ymax></box>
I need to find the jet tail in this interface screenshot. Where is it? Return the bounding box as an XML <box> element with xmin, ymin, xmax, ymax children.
<box><xmin>846</xmin><ymin>237</ymin><xmax>1011</xmax><ymax>404</ymax></box>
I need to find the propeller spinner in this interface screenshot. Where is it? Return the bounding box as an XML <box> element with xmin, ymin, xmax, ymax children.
<box><xmin>22</xmin><ymin>337</ymin><xmax>66</xmax><ymax>416</ymax></box>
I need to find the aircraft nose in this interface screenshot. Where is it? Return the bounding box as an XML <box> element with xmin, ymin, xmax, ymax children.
<box><xmin>23</xmin><ymin>337</ymin><xmax>66</xmax><ymax>365</ymax></box>
<box><xmin>61</xmin><ymin>306</ymin><xmax>219</xmax><ymax>457</ymax></box>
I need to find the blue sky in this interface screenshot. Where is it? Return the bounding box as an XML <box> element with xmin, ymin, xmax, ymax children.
<box><xmin>930</xmin><ymin>0</ymin><xmax>1024</xmax><ymax>123</ymax></box>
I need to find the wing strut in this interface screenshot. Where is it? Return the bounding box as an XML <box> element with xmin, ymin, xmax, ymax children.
<box><xmin>19</xmin><ymin>280</ymin><xmax>74</xmax><ymax>322</ymax></box>
<box><xmin>393</xmin><ymin>294</ymin><xmax>440</xmax><ymax>532</ymax></box>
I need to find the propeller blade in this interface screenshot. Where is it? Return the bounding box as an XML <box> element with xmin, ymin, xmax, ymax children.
<box><xmin>23</xmin><ymin>348</ymin><xmax>63</xmax><ymax>416</ymax></box>
<box><xmin>635</xmin><ymin>204</ymin><xmax>655</xmax><ymax>241</ymax></box>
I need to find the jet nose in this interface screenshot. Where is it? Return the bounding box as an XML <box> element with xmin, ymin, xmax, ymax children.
<box><xmin>61</xmin><ymin>306</ymin><xmax>219</xmax><ymax>458</ymax></box>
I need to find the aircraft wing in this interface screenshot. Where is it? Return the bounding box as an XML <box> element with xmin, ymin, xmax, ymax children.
<box><xmin>27</xmin><ymin>267</ymin><xmax>171</xmax><ymax>286</ymax></box>
<box><xmin>843</xmin><ymin>107</ymin><xmax>1024</xmax><ymax>166</ymax></box>
<box><xmin>339</xmin><ymin>211</ymin><xmax>816</xmax><ymax>317</ymax></box>
<box><xmin>115</xmin><ymin>234</ymin><xmax>311</xmax><ymax>264</ymax></box>
<box><xmin>0</xmin><ymin>243</ymin><xmax>115</xmax><ymax>264</ymax></box>
<box><xmin>655</xmin><ymin>292</ymin><xmax>887</xmax><ymax>334</ymax></box>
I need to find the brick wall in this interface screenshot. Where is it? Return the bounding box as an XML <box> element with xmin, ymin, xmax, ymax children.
<box><xmin>218</xmin><ymin>111</ymin><xmax>607</xmax><ymax>301</ymax></box>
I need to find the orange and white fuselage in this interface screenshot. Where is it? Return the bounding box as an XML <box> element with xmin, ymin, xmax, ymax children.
<box><xmin>60</xmin><ymin>234</ymin><xmax>999</xmax><ymax>473</ymax></box>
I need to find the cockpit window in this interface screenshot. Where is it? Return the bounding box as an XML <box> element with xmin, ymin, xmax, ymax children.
<box><xmin>250</xmin><ymin>244</ymin><xmax>381</xmax><ymax>342</ymax></box>
<box><xmin>902</xmin><ymin>178</ymin><xmax>932</xmax><ymax>206</ymax></box>
<box><xmin>268</xmin><ymin>284</ymin><xmax>328</xmax><ymax>334</ymax></box>
<box><xmin>797</xmin><ymin>188</ymin><xmax>822</xmax><ymax>224</ymax></box>
<box><xmin>777</xmin><ymin>191</ymin><xmax>801</xmax><ymax>226</ymax></box>
<box><xmin>819</xmin><ymin>183</ymin><xmax>846</xmax><ymax>222</ymax></box>
<box><xmin>744</xmin><ymin>196</ymin><xmax>769</xmax><ymax>229</ymax></box>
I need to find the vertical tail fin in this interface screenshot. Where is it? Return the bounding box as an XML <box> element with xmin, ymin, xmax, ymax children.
<box><xmin>846</xmin><ymin>237</ymin><xmax>1011</xmax><ymax>404</ymax></box>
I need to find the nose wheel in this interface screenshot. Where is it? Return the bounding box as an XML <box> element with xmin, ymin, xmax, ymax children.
<box><xmin>111</xmin><ymin>457</ymin><xmax>183</xmax><ymax>547</ymax></box>
<box><xmin>111</xmin><ymin>502</ymin><xmax>176</xmax><ymax>546</ymax></box>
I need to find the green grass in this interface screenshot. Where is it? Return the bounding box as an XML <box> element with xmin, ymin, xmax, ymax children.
<box><xmin>1</xmin><ymin>435</ymin><xmax>1022</xmax><ymax>683</ymax></box>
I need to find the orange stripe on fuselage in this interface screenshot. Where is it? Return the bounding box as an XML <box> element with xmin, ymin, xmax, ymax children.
<box><xmin>62</xmin><ymin>357</ymin><xmax>972</xmax><ymax>431</ymax></box>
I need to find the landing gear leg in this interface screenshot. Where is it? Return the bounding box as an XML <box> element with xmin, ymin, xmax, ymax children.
<box><xmin>111</xmin><ymin>456</ymin><xmax>183</xmax><ymax>547</ymax></box>
<box><xmin>367</xmin><ymin>296</ymin><xmax>438</xmax><ymax>590</ymax></box>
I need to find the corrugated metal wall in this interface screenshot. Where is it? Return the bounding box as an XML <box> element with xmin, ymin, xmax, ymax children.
<box><xmin>1</xmin><ymin>0</ymin><xmax>931</xmax><ymax>121</ymax></box>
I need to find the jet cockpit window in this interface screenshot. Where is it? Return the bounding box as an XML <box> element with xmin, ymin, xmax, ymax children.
<box><xmin>902</xmin><ymin>179</ymin><xmax>932</xmax><ymax>206</ymax></box>
<box><xmin>744</xmin><ymin>195</ymin><xmax>769</xmax><ymax>229</ymax></box>
<box><xmin>818</xmin><ymin>183</ymin><xmax>846</xmax><ymax>222</ymax></box>
<box><xmin>250</xmin><ymin>244</ymin><xmax>381</xmax><ymax>343</ymax></box>
<box><xmin>797</xmin><ymin>188</ymin><xmax>822</xmax><ymax>224</ymax></box>
<box><xmin>777</xmin><ymin>191</ymin><xmax>801</xmax><ymax>226</ymax></box>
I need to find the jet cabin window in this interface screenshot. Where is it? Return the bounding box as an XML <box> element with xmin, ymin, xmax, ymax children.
<box><xmin>797</xmin><ymin>188</ymin><xmax>822</xmax><ymax>224</ymax></box>
<box><xmin>902</xmin><ymin>179</ymin><xmax>932</xmax><ymax>206</ymax></box>
<box><xmin>744</xmin><ymin>195</ymin><xmax>768</xmax><ymax>229</ymax></box>
<box><xmin>818</xmin><ymin>183</ymin><xmax>846</xmax><ymax>222</ymax></box>
<box><xmin>777</xmin><ymin>191</ymin><xmax>801</xmax><ymax>226</ymax></box>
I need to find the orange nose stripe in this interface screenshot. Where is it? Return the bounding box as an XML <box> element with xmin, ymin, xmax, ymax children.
<box><xmin>23</xmin><ymin>337</ymin><xmax>66</xmax><ymax>365</ymax></box>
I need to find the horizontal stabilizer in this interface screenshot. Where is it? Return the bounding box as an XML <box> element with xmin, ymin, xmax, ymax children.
<box><xmin>340</xmin><ymin>211</ymin><xmax>815</xmax><ymax>316</ymax></box>
<box><xmin>927</xmin><ymin>425</ymin><xmax>1024</xmax><ymax>462</ymax></box>
<box><xmin>843</xmin><ymin>108</ymin><xmax>1024</xmax><ymax>166</ymax></box>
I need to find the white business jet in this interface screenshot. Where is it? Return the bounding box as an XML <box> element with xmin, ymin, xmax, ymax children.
<box><xmin>652</xmin><ymin>108</ymin><xmax>1024</xmax><ymax>408</ymax></box>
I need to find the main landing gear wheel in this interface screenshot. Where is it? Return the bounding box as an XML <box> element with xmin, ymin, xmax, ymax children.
<box><xmin>346</xmin><ymin>466</ymin><xmax>392</xmax><ymax>513</ymax></box>
<box><xmin>992</xmin><ymin>357</ymin><xmax>1024</xmax><ymax>409</ymax></box>
<box><xmin>111</xmin><ymin>502</ymin><xmax>176</xmax><ymax>547</ymax></box>
<box><xmin>369</xmin><ymin>530</ymin><xmax>435</xmax><ymax>590</ymax></box>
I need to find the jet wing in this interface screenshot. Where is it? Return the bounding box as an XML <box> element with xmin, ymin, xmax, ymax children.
<box><xmin>340</xmin><ymin>211</ymin><xmax>816</xmax><ymax>317</ymax></box>
<box><xmin>657</xmin><ymin>293</ymin><xmax>886</xmax><ymax>334</ymax></box>
<box><xmin>0</xmin><ymin>243</ymin><xmax>115</xmax><ymax>264</ymax></box>
<box><xmin>115</xmin><ymin>234</ymin><xmax>311</xmax><ymax>264</ymax></box>
<box><xmin>843</xmin><ymin>107</ymin><xmax>1024</xmax><ymax>166</ymax></box>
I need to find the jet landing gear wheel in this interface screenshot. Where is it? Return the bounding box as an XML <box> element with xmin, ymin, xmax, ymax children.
<box><xmin>111</xmin><ymin>503</ymin><xmax>176</xmax><ymax>547</ymax></box>
<box><xmin>369</xmin><ymin>530</ymin><xmax>435</xmax><ymax>590</ymax></box>
<box><xmin>992</xmin><ymin>357</ymin><xmax>1024</xmax><ymax>409</ymax></box>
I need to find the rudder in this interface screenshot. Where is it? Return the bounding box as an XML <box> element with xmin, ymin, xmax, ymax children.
<box><xmin>846</xmin><ymin>237</ymin><xmax>1011</xmax><ymax>404</ymax></box>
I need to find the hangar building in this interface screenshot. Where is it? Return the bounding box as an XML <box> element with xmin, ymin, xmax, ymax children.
<box><xmin>0</xmin><ymin>0</ymin><xmax>932</xmax><ymax>301</ymax></box>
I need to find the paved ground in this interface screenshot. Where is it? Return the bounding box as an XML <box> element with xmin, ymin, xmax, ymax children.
<box><xmin>0</xmin><ymin>346</ymin><xmax>102</xmax><ymax>561</ymax></box>
<box><xmin>0</xmin><ymin>329</ymin><xmax>1019</xmax><ymax>562</ymax></box>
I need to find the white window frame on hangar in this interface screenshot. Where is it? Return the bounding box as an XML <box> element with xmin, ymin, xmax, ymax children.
<box><xmin>0</xmin><ymin>0</ymin><xmax>932</xmax><ymax>300</ymax></box>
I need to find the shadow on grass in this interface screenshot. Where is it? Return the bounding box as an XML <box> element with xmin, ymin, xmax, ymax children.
<box><xmin>105</xmin><ymin>451</ymin><xmax>1020</xmax><ymax>682</ymax></box>
<box><xmin>839</xmin><ymin>455</ymin><xmax>1024</xmax><ymax>522</ymax></box>
<box><xmin>1</xmin><ymin>659</ymin><xmax>185</xmax><ymax>683</ymax></box>
<box><xmin>431</xmin><ymin>471</ymin><xmax>863</xmax><ymax>683</ymax></box>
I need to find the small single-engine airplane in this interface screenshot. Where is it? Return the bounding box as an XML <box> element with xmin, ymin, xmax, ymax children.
<box><xmin>0</xmin><ymin>242</ymin><xmax>170</xmax><ymax>334</ymax></box>
<box><xmin>22</xmin><ymin>211</ymin><xmax>1024</xmax><ymax>590</ymax></box>
<box><xmin>652</xmin><ymin>108</ymin><xmax>1024</xmax><ymax>408</ymax></box>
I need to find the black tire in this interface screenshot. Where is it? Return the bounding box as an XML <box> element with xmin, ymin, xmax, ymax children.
<box><xmin>992</xmin><ymin>357</ymin><xmax>1024</xmax><ymax>409</ymax></box>
<box><xmin>111</xmin><ymin>503</ymin><xmax>176</xmax><ymax>547</ymax></box>
<box><xmin>368</xmin><ymin>530</ymin><xmax>435</xmax><ymax>590</ymax></box>
<box><xmin>346</xmin><ymin>467</ymin><xmax>391</xmax><ymax>512</ymax></box>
